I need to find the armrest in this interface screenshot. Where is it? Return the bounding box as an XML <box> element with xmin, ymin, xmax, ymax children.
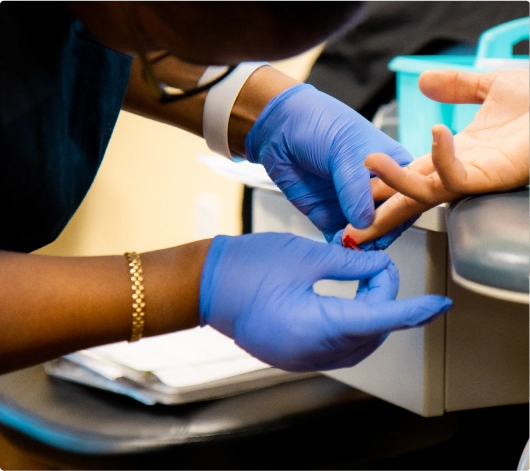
<box><xmin>446</xmin><ymin>187</ymin><xmax>529</xmax><ymax>304</ymax></box>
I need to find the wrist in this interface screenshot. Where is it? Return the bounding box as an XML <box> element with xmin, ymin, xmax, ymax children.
<box><xmin>229</xmin><ymin>66</ymin><xmax>301</xmax><ymax>158</ymax></box>
<box><xmin>198</xmin><ymin>235</ymin><xmax>230</xmax><ymax>329</ymax></box>
<box><xmin>244</xmin><ymin>83</ymin><xmax>313</xmax><ymax>164</ymax></box>
<box><xmin>199</xmin><ymin>63</ymin><xmax>270</xmax><ymax>160</ymax></box>
<box><xmin>200</xmin><ymin>65</ymin><xmax>301</xmax><ymax>159</ymax></box>
<box><xmin>140</xmin><ymin>239</ymin><xmax>212</xmax><ymax>337</ymax></box>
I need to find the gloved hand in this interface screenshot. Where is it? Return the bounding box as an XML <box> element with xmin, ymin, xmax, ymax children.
<box><xmin>200</xmin><ymin>232</ymin><xmax>452</xmax><ymax>372</ymax></box>
<box><xmin>245</xmin><ymin>84</ymin><xmax>415</xmax><ymax>245</ymax></box>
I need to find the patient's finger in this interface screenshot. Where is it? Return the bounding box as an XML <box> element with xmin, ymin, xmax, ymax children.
<box><xmin>370</xmin><ymin>153</ymin><xmax>436</xmax><ymax>202</ymax></box>
<box><xmin>370</xmin><ymin>176</ymin><xmax>398</xmax><ymax>202</ymax></box>
<box><xmin>431</xmin><ymin>124</ymin><xmax>469</xmax><ymax>193</ymax></box>
<box><xmin>419</xmin><ymin>69</ymin><xmax>494</xmax><ymax>104</ymax></box>
<box><xmin>342</xmin><ymin>193</ymin><xmax>433</xmax><ymax>245</ymax></box>
<box><xmin>365</xmin><ymin>154</ymin><xmax>451</xmax><ymax>206</ymax></box>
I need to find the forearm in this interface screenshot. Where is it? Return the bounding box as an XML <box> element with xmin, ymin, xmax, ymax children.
<box><xmin>122</xmin><ymin>58</ymin><xmax>300</xmax><ymax>157</ymax></box>
<box><xmin>0</xmin><ymin>239</ymin><xmax>211</xmax><ymax>374</ymax></box>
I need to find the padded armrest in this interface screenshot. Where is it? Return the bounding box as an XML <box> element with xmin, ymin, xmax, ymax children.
<box><xmin>0</xmin><ymin>365</ymin><xmax>460</xmax><ymax>469</ymax></box>
<box><xmin>0</xmin><ymin>367</ymin><xmax>363</xmax><ymax>455</ymax></box>
<box><xmin>446</xmin><ymin>187</ymin><xmax>529</xmax><ymax>303</ymax></box>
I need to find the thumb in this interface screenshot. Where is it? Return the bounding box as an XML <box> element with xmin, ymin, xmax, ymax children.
<box><xmin>333</xmin><ymin>163</ymin><xmax>374</xmax><ymax>229</ymax></box>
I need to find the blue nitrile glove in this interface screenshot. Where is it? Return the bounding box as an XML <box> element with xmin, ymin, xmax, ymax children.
<box><xmin>200</xmin><ymin>232</ymin><xmax>452</xmax><ymax>372</ymax></box>
<box><xmin>246</xmin><ymin>84</ymin><xmax>416</xmax><ymax>245</ymax></box>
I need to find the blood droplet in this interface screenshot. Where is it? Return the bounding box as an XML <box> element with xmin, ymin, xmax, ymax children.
<box><xmin>343</xmin><ymin>235</ymin><xmax>361</xmax><ymax>251</ymax></box>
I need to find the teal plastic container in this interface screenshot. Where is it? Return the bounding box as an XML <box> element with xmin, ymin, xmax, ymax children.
<box><xmin>389</xmin><ymin>17</ymin><xmax>530</xmax><ymax>158</ymax></box>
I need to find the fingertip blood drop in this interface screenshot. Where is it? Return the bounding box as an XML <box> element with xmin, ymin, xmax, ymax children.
<box><xmin>343</xmin><ymin>235</ymin><xmax>361</xmax><ymax>251</ymax></box>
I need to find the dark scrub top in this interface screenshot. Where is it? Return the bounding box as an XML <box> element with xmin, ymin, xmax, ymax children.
<box><xmin>306</xmin><ymin>1</ymin><xmax>529</xmax><ymax>121</ymax></box>
<box><xmin>0</xmin><ymin>2</ymin><xmax>132</xmax><ymax>252</ymax></box>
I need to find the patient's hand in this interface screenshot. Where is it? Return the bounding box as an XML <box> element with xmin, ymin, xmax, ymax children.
<box><xmin>342</xmin><ymin>69</ymin><xmax>529</xmax><ymax>246</ymax></box>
